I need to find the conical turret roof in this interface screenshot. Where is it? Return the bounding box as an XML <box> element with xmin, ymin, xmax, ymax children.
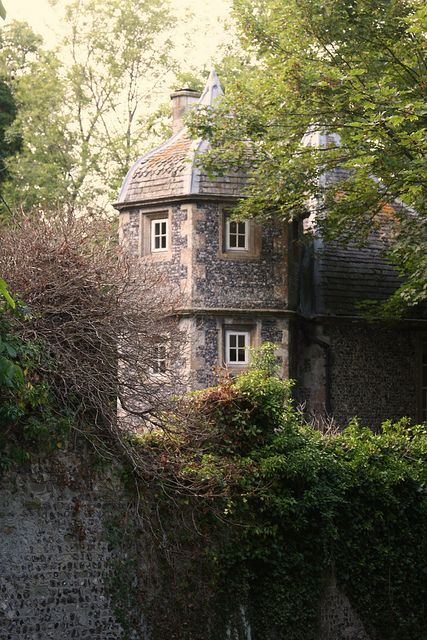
<box><xmin>116</xmin><ymin>69</ymin><xmax>245</xmax><ymax>207</ymax></box>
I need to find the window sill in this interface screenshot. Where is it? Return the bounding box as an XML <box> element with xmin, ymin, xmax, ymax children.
<box><xmin>218</xmin><ymin>250</ymin><xmax>260</xmax><ymax>261</ymax></box>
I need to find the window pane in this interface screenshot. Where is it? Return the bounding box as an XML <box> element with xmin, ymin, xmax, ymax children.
<box><xmin>152</xmin><ymin>218</ymin><xmax>167</xmax><ymax>252</ymax></box>
<box><xmin>226</xmin><ymin>331</ymin><xmax>250</xmax><ymax>364</ymax></box>
<box><xmin>227</xmin><ymin>218</ymin><xmax>247</xmax><ymax>250</ymax></box>
<box><xmin>229</xmin><ymin>234</ymin><xmax>237</xmax><ymax>248</ymax></box>
<box><xmin>152</xmin><ymin>343</ymin><xmax>167</xmax><ymax>373</ymax></box>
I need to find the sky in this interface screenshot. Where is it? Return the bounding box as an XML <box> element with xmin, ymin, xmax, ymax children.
<box><xmin>2</xmin><ymin>0</ymin><xmax>236</xmax><ymax>206</ymax></box>
<box><xmin>4</xmin><ymin>0</ymin><xmax>234</xmax><ymax>71</ymax></box>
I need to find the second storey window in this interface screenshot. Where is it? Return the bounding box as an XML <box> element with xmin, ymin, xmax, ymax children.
<box><xmin>151</xmin><ymin>342</ymin><xmax>167</xmax><ymax>374</ymax></box>
<box><xmin>225</xmin><ymin>330</ymin><xmax>250</xmax><ymax>364</ymax></box>
<box><xmin>151</xmin><ymin>218</ymin><xmax>168</xmax><ymax>252</ymax></box>
<box><xmin>226</xmin><ymin>219</ymin><xmax>248</xmax><ymax>251</ymax></box>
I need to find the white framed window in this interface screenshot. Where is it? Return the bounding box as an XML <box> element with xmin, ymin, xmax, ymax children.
<box><xmin>226</xmin><ymin>219</ymin><xmax>248</xmax><ymax>251</ymax></box>
<box><xmin>151</xmin><ymin>342</ymin><xmax>167</xmax><ymax>374</ymax></box>
<box><xmin>151</xmin><ymin>218</ymin><xmax>168</xmax><ymax>252</ymax></box>
<box><xmin>225</xmin><ymin>330</ymin><xmax>250</xmax><ymax>365</ymax></box>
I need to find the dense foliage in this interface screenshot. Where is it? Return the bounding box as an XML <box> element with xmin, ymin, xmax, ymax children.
<box><xmin>134</xmin><ymin>345</ymin><xmax>427</xmax><ymax>640</ymax></box>
<box><xmin>192</xmin><ymin>0</ymin><xmax>427</xmax><ymax>312</ymax></box>
<box><xmin>0</xmin><ymin>279</ymin><xmax>71</xmax><ymax>468</ymax></box>
<box><xmin>0</xmin><ymin>0</ymin><xmax>175</xmax><ymax>214</ymax></box>
<box><xmin>0</xmin><ymin>78</ymin><xmax>21</xmax><ymax>191</ymax></box>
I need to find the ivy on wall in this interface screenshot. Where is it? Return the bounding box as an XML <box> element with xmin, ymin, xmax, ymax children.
<box><xmin>2</xmin><ymin>302</ymin><xmax>426</xmax><ymax>640</ymax></box>
<box><xmin>133</xmin><ymin>344</ymin><xmax>427</xmax><ymax>640</ymax></box>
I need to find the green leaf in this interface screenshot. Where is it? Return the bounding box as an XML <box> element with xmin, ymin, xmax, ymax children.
<box><xmin>0</xmin><ymin>355</ymin><xmax>23</xmax><ymax>386</ymax></box>
<box><xmin>0</xmin><ymin>279</ymin><xmax>15</xmax><ymax>309</ymax></box>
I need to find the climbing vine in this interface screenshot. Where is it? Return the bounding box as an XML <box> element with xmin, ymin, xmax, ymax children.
<box><xmin>133</xmin><ymin>343</ymin><xmax>427</xmax><ymax>640</ymax></box>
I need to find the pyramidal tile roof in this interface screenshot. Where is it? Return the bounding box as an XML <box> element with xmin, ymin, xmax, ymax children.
<box><xmin>116</xmin><ymin>69</ymin><xmax>245</xmax><ymax>206</ymax></box>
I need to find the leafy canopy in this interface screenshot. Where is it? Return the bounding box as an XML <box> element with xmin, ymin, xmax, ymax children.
<box><xmin>0</xmin><ymin>0</ymin><xmax>175</xmax><ymax>215</ymax></box>
<box><xmin>0</xmin><ymin>280</ymin><xmax>71</xmax><ymax>469</ymax></box>
<box><xmin>192</xmin><ymin>0</ymin><xmax>427</xmax><ymax>310</ymax></box>
<box><xmin>0</xmin><ymin>78</ymin><xmax>21</xmax><ymax>191</ymax></box>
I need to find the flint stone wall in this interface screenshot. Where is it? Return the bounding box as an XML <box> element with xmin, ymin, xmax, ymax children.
<box><xmin>0</xmin><ymin>442</ymin><xmax>374</xmax><ymax>640</ymax></box>
<box><xmin>192</xmin><ymin>202</ymin><xmax>287</xmax><ymax>309</ymax></box>
<box><xmin>329</xmin><ymin>323</ymin><xmax>419</xmax><ymax>427</ymax></box>
<box><xmin>0</xmin><ymin>445</ymin><xmax>144</xmax><ymax>640</ymax></box>
<box><xmin>296</xmin><ymin>321</ymin><xmax>421</xmax><ymax>427</ymax></box>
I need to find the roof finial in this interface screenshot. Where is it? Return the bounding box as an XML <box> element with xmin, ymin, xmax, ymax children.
<box><xmin>198</xmin><ymin>68</ymin><xmax>224</xmax><ymax>107</ymax></box>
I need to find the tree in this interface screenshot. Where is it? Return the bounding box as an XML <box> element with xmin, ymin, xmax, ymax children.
<box><xmin>0</xmin><ymin>79</ymin><xmax>21</xmax><ymax>194</ymax></box>
<box><xmin>0</xmin><ymin>21</ymin><xmax>79</xmax><ymax>214</ymax></box>
<box><xmin>193</xmin><ymin>0</ymin><xmax>427</xmax><ymax>310</ymax></box>
<box><xmin>62</xmin><ymin>0</ymin><xmax>176</xmax><ymax>201</ymax></box>
<box><xmin>0</xmin><ymin>0</ymin><xmax>175</xmax><ymax>214</ymax></box>
<box><xmin>0</xmin><ymin>210</ymin><xmax>184</xmax><ymax>445</ymax></box>
<box><xmin>0</xmin><ymin>22</ymin><xmax>76</xmax><ymax>214</ymax></box>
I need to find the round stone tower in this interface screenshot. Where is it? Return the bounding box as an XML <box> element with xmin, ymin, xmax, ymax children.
<box><xmin>114</xmin><ymin>69</ymin><xmax>290</xmax><ymax>389</ymax></box>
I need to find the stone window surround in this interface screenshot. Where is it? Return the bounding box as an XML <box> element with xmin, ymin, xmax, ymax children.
<box><xmin>219</xmin><ymin>208</ymin><xmax>261</xmax><ymax>260</ymax></box>
<box><xmin>139</xmin><ymin>208</ymin><xmax>172</xmax><ymax>260</ymax></box>
<box><xmin>218</xmin><ymin>318</ymin><xmax>261</xmax><ymax>369</ymax></box>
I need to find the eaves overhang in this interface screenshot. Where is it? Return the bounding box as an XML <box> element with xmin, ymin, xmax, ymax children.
<box><xmin>302</xmin><ymin>313</ymin><xmax>427</xmax><ymax>326</ymax></box>
<box><xmin>176</xmin><ymin>307</ymin><xmax>298</xmax><ymax>318</ymax></box>
<box><xmin>113</xmin><ymin>192</ymin><xmax>244</xmax><ymax>211</ymax></box>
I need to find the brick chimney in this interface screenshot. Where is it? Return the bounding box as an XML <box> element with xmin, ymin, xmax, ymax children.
<box><xmin>170</xmin><ymin>88</ymin><xmax>201</xmax><ymax>134</ymax></box>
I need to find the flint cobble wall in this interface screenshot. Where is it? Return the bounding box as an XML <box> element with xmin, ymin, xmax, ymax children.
<box><xmin>193</xmin><ymin>202</ymin><xmax>287</xmax><ymax>309</ymax></box>
<box><xmin>0</xmin><ymin>441</ymin><xmax>374</xmax><ymax>640</ymax></box>
<box><xmin>296</xmin><ymin>321</ymin><xmax>421</xmax><ymax>427</ymax></box>
<box><xmin>330</xmin><ymin>324</ymin><xmax>419</xmax><ymax>427</ymax></box>
<box><xmin>0</xmin><ymin>447</ymin><xmax>144</xmax><ymax>640</ymax></box>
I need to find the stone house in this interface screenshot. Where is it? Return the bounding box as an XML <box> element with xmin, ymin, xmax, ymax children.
<box><xmin>114</xmin><ymin>70</ymin><xmax>427</xmax><ymax>428</ymax></box>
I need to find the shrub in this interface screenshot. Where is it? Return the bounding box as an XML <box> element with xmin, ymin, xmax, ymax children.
<box><xmin>134</xmin><ymin>344</ymin><xmax>427</xmax><ymax>640</ymax></box>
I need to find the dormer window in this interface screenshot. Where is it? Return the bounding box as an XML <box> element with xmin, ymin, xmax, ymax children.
<box><xmin>151</xmin><ymin>218</ymin><xmax>168</xmax><ymax>252</ymax></box>
<box><xmin>226</xmin><ymin>219</ymin><xmax>248</xmax><ymax>251</ymax></box>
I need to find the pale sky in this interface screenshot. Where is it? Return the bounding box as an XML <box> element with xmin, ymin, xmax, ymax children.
<box><xmin>2</xmin><ymin>0</ymin><xmax>235</xmax><ymax>208</ymax></box>
<box><xmin>4</xmin><ymin>0</ymin><xmax>234</xmax><ymax>70</ymax></box>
